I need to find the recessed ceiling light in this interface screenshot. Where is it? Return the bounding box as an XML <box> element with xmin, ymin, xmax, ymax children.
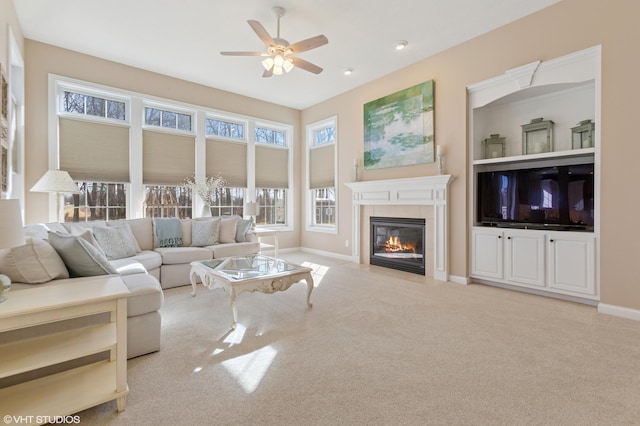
<box><xmin>394</xmin><ymin>40</ymin><xmax>408</xmax><ymax>51</ymax></box>
<box><xmin>343</xmin><ymin>68</ymin><xmax>354</xmax><ymax>76</ymax></box>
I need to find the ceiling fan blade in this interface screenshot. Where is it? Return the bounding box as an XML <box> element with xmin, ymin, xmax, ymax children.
<box><xmin>220</xmin><ymin>51</ymin><xmax>268</xmax><ymax>56</ymax></box>
<box><xmin>288</xmin><ymin>35</ymin><xmax>328</xmax><ymax>54</ymax></box>
<box><xmin>290</xmin><ymin>57</ymin><xmax>323</xmax><ymax>74</ymax></box>
<box><xmin>262</xmin><ymin>68</ymin><xmax>273</xmax><ymax>78</ymax></box>
<box><xmin>247</xmin><ymin>20</ymin><xmax>275</xmax><ymax>47</ymax></box>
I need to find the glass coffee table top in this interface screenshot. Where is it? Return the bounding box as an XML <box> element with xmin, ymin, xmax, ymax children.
<box><xmin>200</xmin><ymin>255</ymin><xmax>306</xmax><ymax>281</ymax></box>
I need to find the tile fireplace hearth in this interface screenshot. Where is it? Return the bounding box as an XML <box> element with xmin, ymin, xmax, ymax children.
<box><xmin>345</xmin><ymin>175</ymin><xmax>454</xmax><ymax>281</ymax></box>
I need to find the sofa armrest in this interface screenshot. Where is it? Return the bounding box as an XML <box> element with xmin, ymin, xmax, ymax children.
<box><xmin>245</xmin><ymin>232</ymin><xmax>258</xmax><ymax>243</ymax></box>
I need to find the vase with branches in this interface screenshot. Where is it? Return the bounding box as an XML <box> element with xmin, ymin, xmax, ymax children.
<box><xmin>183</xmin><ymin>173</ymin><xmax>227</xmax><ymax>217</ymax></box>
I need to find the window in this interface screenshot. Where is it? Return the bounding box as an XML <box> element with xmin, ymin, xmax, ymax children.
<box><xmin>64</xmin><ymin>182</ymin><xmax>127</xmax><ymax>222</ymax></box>
<box><xmin>206</xmin><ymin>118</ymin><xmax>245</xmax><ymax>141</ymax></box>
<box><xmin>307</xmin><ymin>117</ymin><xmax>337</xmax><ymax>231</ymax></box>
<box><xmin>62</xmin><ymin>91</ymin><xmax>126</xmax><ymax>121</ymax></box>
<box><xmin>255</xmin><ymin>126</ymin><xmax>285</xmax><ymax>146</ymax></box>
<box><xmin>144</xmin><ymin>185</ymin><xmax>192</xmax><ymax>219</ymax></box>
<box><xmin>313</xmin><ymin>188</ymin><xmax>335</xmax><ymax>225</ymax></box>
<box><xmin>145</xmin><ymin>107</ymin><xmax>192</xmax><ymax>132</ymax></box>
<box><xmin>256</xmin><ymin>188</ymin><xmax>287</xmax><ymax>225</ymax></box>
<box><xmin>208</xmin><ymin>187</ymin><xmax>245</xmax><ymax>217</ymax></box>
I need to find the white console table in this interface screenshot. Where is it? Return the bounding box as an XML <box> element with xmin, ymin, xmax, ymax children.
<box><xmin>254</xmin><ymin>228</ymin><xmax>279</xmax><ymax>257</ymax></box>
<box><xmin>0</xmin><ymin>276</ymin><xmax>130</xmax><ymax>422</ymax></box>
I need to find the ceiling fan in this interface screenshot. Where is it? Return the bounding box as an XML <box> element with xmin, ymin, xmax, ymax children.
<box><xmin>220</xmin><ymin>6</ymin><xmax>328</xmax><ymax>78</ymax></box>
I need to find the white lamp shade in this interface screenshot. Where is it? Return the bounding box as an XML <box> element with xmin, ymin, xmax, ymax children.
<box><xmin>31</xmin><ymin>170</ymin><xmax>80</xmax><ymax>194</ymax></box>
<box><xmin>245</xmin><ymin>201</ymin><xmax>258</xmax><ymax>216</ymax></box>
<box><xmin>0</xmin><ymin>199</ymin><xmax>26</xmax><ymax>249</ymax></box>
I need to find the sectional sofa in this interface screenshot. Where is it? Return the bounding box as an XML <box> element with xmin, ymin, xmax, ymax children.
<box><xmin>3</xmin><ymin>215</ymin><xmax>260</xmax><ymax>359</ymax></box>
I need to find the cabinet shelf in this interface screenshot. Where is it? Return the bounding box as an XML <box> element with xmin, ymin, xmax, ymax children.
<box><xmin>0</xmin><ymin>323</ymin><xmax>116</xmax><ymax>379</ymax></box>
<box><xmin>473</xmin><ymin>147</ymin><xmax>594</xmax><ymax>166</ymax></box>
<box><xmin>0</xmin><ymin>361</ymin><xmax>128</xmax><ymax>419</ymax></box>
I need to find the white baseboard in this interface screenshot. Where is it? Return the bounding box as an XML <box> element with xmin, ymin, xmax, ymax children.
<box><xmin>448</xmin><ymin>275</ymin><xmax>471</xmax><ymax>285</ymax></box>
<box><xmin>299</xmin><ymin>247</ymin><xmax>355</xmax><ymax>262</ymax></box>
<box><xmin>598</xmin><ymin>303</ymin><xmax>640</xmax><ymax>321</ymax></box>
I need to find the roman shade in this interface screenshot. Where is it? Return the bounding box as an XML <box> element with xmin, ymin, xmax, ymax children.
<box><xmin>206</xmin><ymin>139</ymin><xmax>247</xmax><ymax>187</ymax></box>
<box><xmin>59</xmin><ymin>117</ymin><xmax>130</xmax><ymax>182</ymax></box>
<box><xmin>309</xmin><ymin>144</ymin><xmax>335</xmax><ymax>189</ymax></box>
<box><xmin>255</xmin><ymin>145</ymin><xmax>288</xmax><ymax>188</ymax></box>
<box><xmin>142</xmin><ymin>130</ymin><xmax>195</xmax><ymax>185</ymax></box>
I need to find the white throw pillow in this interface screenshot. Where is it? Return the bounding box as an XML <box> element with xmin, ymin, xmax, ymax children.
<box><xmin>219</xmin><ymin>216</ymin><xmax>239</xmax><ymax>244</ymax></box>
<box><xmin>92</xmin><ymin>224</ymin><xmax>138</xmax><ymax>260</ymax></box>
<box><xmin>0</xmin><ymin>238</ymin><xmax>69</xmax><ymax>284</ymax></box>
<box><xmin>191</xmin><ymin>218</ymin><xmax>221</xmax><ymax>247</ymax></box>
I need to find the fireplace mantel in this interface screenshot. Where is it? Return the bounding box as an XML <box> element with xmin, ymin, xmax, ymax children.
<box><xmin>345</xmin><ymin>175</ymin><xmax>454</xmax><ymax>281</ymax></box>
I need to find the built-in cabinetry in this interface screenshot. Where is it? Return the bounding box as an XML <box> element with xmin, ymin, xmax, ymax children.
<box><xmin>0</xmin><ymin>277</ymin><xmax>130</xmax><ymax>421</ymax></box>
<box><xmin>467</xmin><ymin>46</ymin><xmax>600</xmax><ymax>302</ymax></box>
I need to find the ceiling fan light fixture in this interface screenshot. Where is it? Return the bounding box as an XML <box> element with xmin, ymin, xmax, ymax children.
<box><xmin>274</xmin><ymin>54</ymin><xmax>285</xmax><ymax>67</ymax></box>
<box><xmin>394</xmin><ymin>40</ymin><xmax>408</xmax><ymax>50</ymax></box>
<box><xmin>273</xmin><ymin>65</ymin><xmax>284</xmax><ymax>75</ymax></box>
<box><xmin>262</xmin><ymin>57</ymin><xmax>274</xmax><ymax>71</ymax></box>
<box><xmin>283</xmin><ymin>58</ymin><xmax>294</xmax><ymax>73</ymax></box>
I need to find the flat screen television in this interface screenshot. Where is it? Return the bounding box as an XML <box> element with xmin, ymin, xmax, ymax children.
<box><xmin>477</xmin><ymin>163</ymin><xmax>594</xmax><ymax>231</ymax></box>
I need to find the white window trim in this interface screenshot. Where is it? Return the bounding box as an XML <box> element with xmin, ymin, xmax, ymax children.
<box><xmin>306</xmin><ymin>115</ymin><xmax>338</xmax><ymax>234</ymax></box>
<box><xmin>142</xmin><ymin>102</ymin><xmax>196</xmax><ymax>136</ymax></box>
<box><xmin>48</xmin><ymin>74</ymin><xmax>295</xmax><ymax>230</ymax></box>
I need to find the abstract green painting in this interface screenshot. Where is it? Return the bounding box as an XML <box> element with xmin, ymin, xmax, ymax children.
<box><xmin>363</xmin><ymin>80</ymin><xmax>434</xmax><ymax>170</ymax></box>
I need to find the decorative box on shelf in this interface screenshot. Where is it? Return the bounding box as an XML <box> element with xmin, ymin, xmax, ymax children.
<box><xmin>571</xmin><ymin>119</ymin><xmax>595</xmax><ymax>149</ymax></box>
<box><xmin>522</xmin><ymin>117</ymin><xmax>554</xmax><ymax>155</ymax></box>
<box><xmin>483</xmin><ymin>134</ymin><xmax>506</xmax><ymax>159</ymax></box>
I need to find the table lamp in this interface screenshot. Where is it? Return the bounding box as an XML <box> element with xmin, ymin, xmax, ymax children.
<box><xmin>245</xmin><ymin>201</ymin><xmax>258</xmax><ymax>229</ymax></box>
<box><xmin>30</xmin><ymin>169</ymin><xmax>80</xmax><ymax>223</ymax></box>
<box><xmin>0</xmin><ymin>199</ymin><xmax>26</xmax><ymax>302</ymax></box>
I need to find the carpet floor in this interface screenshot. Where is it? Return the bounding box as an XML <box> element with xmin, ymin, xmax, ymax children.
<box><xmin>77</xmin><ymin>252</ymin><xmax>640</xmax><ymax>425</ymax></box>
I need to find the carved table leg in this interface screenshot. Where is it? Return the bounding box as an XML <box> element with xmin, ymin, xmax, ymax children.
<box><xmin>190</xmin><ymin>270</ymin><xmax>199</xmax><ymax>297</ymax></box>
<box><xmin>229</xmin><ymin>287</ymin><xmax>239</xmax><ymax>330</ymax></box>
<box><xmin>305</xmin><ymin>274</ymin><xmax>314</xmax><ymax>308</ymax></box>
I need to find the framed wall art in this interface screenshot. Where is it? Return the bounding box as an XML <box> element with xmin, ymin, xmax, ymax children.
<box><xmin>363</xmin><ymin>80</ymin><xmax>434</xmax><ymax>170</ymax></box>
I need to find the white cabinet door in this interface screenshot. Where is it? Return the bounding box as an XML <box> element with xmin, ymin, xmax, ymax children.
<box><xmin>471</xmin><ymin>228</ymin><xmax>503</xmax><ymax>279</ymax></box>
<box><xmin>547</xmin><ymin>232</ymin><xmax>595</xmax><ymax>296</ymax></box>
<box><xmin>505</xmin><ymin>231</ymin><xmax>545</xmax><ymax>287</ymax></box>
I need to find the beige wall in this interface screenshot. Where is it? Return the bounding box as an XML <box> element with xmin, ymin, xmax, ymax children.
<box><xmin>301</xmin><ymin>0</ymin><xmax>640</xmax><ymax>310</ymax></box>
<box><xmin>23</xmin><ymin>40</ymin><xmax>301</xmax><ymax>249</ymax></box>
<box><xmin>15</xmin><ymin>0</ymin><xmax>640</xmax><ymax>311</ymax></box>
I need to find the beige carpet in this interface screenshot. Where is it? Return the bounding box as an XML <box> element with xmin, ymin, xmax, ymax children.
<box><xmin>78</xmin><ymin>252</ymin><xmax>640</xmax><ymax>425</ymax></box>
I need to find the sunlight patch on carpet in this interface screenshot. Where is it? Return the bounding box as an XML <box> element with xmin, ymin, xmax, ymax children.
<box><xmin>302</xmin><ymin>261</ymin><xmax>330</xmax><ymax>287</ymax></box>
<box><xmin>221</xmin><ymin>345</ymin><xmax>278</xmax><ymax>393</ymax></box>
<box><xmin>224</xmin><ymin>324</ymin><xmax>247</xmax><ymax>345</ymax></box>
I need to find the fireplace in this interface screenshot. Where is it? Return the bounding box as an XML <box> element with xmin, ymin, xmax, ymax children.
<box><xmin>370</xmin><ymin>217</ymin><xmax>425</xmax><ymax>275</ymax></box>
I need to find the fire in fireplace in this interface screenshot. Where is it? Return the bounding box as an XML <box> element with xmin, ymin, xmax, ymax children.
<box><xmin>370</xmin><ymin>217</ymin><xmax>425</xmax><ymax>275</ymax></box>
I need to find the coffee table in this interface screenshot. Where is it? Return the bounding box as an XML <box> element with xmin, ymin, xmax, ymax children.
<box><xmin>190</xmin><ymin>255</ymin><xmax>314</xmax><ymax>329</ymax></box>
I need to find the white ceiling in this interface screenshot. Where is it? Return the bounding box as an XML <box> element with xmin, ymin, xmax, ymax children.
<box><xmin>13</xmin><ymin>0</ymin><xmax>560</xmax><ymax>110</ymax></box>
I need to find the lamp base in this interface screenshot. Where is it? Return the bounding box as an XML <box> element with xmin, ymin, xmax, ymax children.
<box><xmin>0</xmin><ymin>274</ymin><xmax>11</xmax><ymax>303</ymax></box>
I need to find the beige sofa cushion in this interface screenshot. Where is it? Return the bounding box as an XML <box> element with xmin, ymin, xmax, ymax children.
<box><xmin>0</xmin><ymin>238</ymin><xmax>69</xmax><ymax>284</ymax></box>
<box><xmin>119</xmin><ymin>273</ymin><xmax>164</xmax><ymax>317</ymax></box>
<box><xmin>110</xmin><ymin>250</ymin><xmax>162</xmax><ymax>273</ymax></box>
<box><xmin>154</xmin><ymin>247</ymin><xmax>212</xmax><ymax>265</ymax></box>
<box><xmin>209</xmin><ymin>241</ymin><xmax>260</xmax><ymax>259</ymax></box>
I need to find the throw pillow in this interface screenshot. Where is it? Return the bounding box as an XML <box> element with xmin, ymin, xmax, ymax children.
<box><xmin>235</xmin><ymin>219</ymin><xmax>252</xmax><ymax>242</ymax></box>
<box><xmin>219</xmin><ymin>216</ymin><xmax>239</xmax><ymax>244</ymax></box>
<box><xmin>92</xmin><ymin>225</ymin><xmax>138</xmax><ymax>260</ymax></box>
<box><xmin>0</xmin><ymin>238</ymin><xmax>69</xmax><ymax>284</ymax></box>
<box><xmin>191</xmin><ymin>218</ymin><xmax>221</xmax><ymax>247</ymax></box>
<box><xmin>48</xmin><ymin>231</ymin><xmax>117</xmax><ymax>277</ymax></box>
<box><xmin>107</xmin><ymin>220</ymin><xmax>143</xmax><ymax>252</ymax></box>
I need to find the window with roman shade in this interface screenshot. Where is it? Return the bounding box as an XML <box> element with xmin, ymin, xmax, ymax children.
<box><xmin>255</xmin><ymin>145</ymin><xmax>288</xmax><ymax>188</ymax></box>
<box><xmin>206</xmin><ymin>139</ymin><xmax>247</xmax><ymax>187</ymax></box>
<box><xmin>142</xmin><ymin>130</ymin><xmax>195</xmax><ymax>185</ymax></box>
<box><xmin>309</xmin><ymin>144</ymin><xmax>335</xmax><ymax>189</ymax></box>
<box><xmin>59</xmin><ymin>117</ymin><xmax>130</xmax><ymax>182</ymax></box>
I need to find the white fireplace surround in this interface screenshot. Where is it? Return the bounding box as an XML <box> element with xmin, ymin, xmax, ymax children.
<box><xmin>345</xmin><ymin>175</ymin><xmax>455</xmax><ymax>281</ymax></box>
